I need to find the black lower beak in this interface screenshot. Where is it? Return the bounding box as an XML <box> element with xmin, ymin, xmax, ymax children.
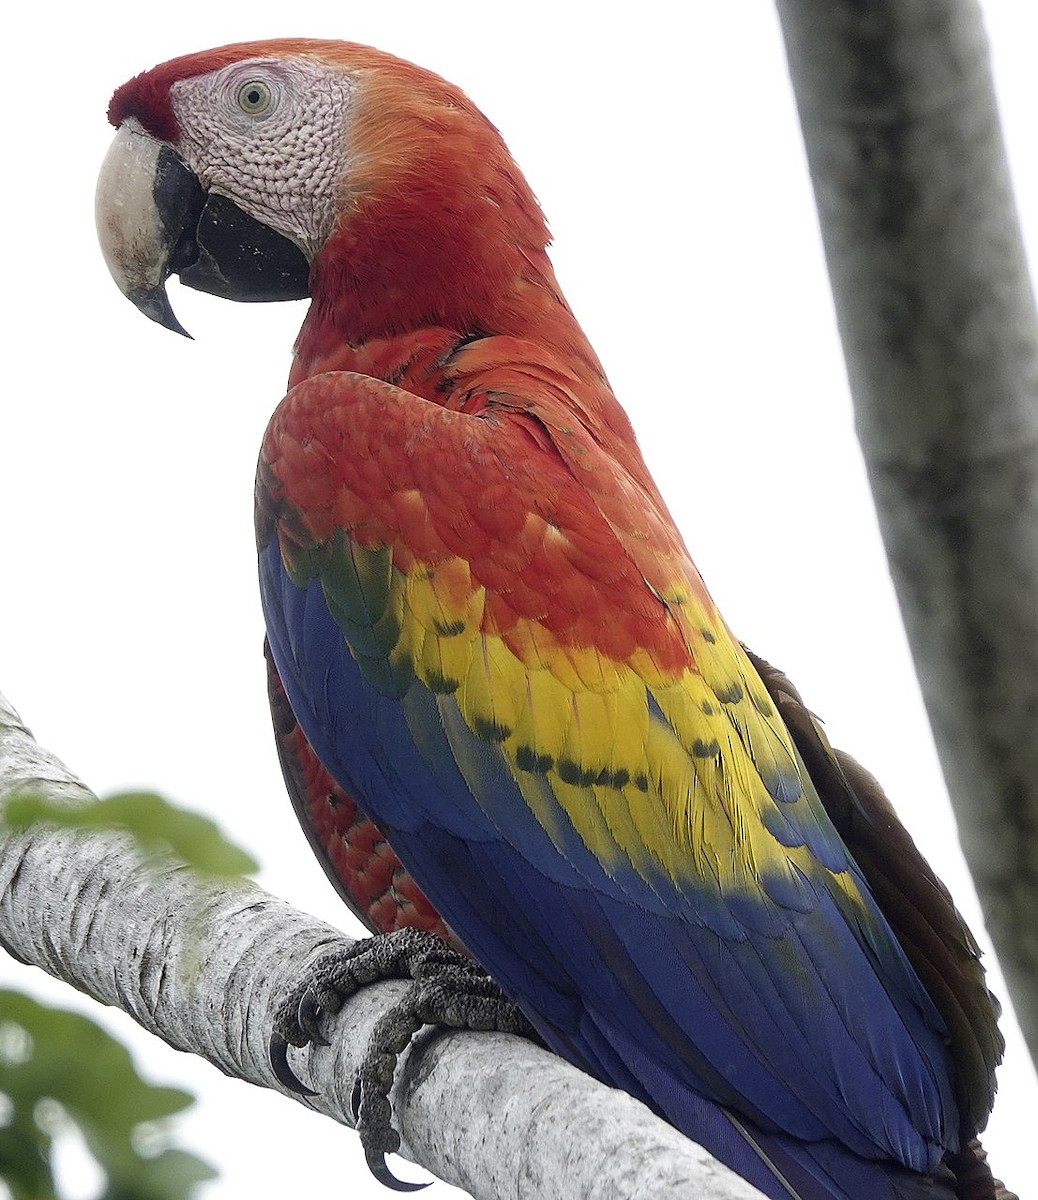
<box><xmin>177</xmin><ymin>190</ymin><xmax>312</xmax><ymax>305</ymax></box>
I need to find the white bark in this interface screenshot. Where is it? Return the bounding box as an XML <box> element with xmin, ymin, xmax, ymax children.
<box><xmin>775</xmin><ymin>0</ymin><xmax>1038</xmax><ymax>1065</ymax></box>
<box><xmin>0</xmin><ymin>689</ymin><xmax>764</xmax><ymax>1200</ymax></box>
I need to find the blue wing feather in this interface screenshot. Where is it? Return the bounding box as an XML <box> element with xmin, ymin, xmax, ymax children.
<box><xmin>260</xmin><ymin>535</ymin><xmax>959</xmax><ymax>1200</ymax></box>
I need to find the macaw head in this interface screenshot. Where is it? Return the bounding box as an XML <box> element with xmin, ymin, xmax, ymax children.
<box><xmin>97</xmin><ymin>39</ymin><xmax>549</xmax><ymax>338</ymax></box>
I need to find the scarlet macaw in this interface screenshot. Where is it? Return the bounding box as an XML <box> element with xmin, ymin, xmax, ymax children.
<box><xmin>96</xmin><ymin>40</ymin><xmax>1010</xmax><ymax>1200</ymax></box>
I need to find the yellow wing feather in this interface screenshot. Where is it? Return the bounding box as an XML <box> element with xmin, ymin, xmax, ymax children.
<box><xmin>334</xmin><ymin>541</ymin><xmax>867</xmax><ymax>914</ymax></box>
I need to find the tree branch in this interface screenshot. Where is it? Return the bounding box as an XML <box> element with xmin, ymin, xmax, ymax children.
<box><xmin>0</xmin><ymin>689</ymin><xmax>764</xmax><ymax>1200</ymax></box>
<box><xmin>775</xmin><ymin>0</ymin><xmax>1038</xmax><ymax>1065</ymax></box>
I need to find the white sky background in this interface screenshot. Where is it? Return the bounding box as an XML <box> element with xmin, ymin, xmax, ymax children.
<box><xmin>1</xmin><ymin>3</ymin><xmax>1036</xmax><ymax>1197</ymax></box>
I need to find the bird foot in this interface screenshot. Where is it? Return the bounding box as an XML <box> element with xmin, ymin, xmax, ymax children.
<box><xmin>270</xmin><ymin>928</ymin><xmax>535</xmax><ymax>1190</ymax></box>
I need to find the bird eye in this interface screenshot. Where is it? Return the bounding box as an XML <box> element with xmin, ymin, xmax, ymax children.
<box><xmin>236</xmin><ymin>80</ymin><xmax>273</xmax><ymax>116</ymax></box>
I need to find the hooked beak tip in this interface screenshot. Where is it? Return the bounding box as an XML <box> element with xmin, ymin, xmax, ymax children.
<box><xmin>127</xmin><ymin>286</ymin><xmax>193</xmax><ymax>339</ymax></box>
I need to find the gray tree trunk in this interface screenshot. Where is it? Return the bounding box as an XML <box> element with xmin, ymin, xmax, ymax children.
<box><xmin>775</xmin><ymin>0</ymin><xmax>1038</xmax><ymax>1065</ymax></box>
<box><xmin>0</xmin><ymin>689</ymin><xmax>763</xmax><ymax>1200</ymax></box>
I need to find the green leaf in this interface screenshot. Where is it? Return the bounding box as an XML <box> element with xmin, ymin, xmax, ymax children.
<box><xmin>0</xmin><ymin>990</ymin><xmax>216</xmax><ymax>1200</ymax></box>
<box><xmin>2</xmin><ymin>790</ymin><xmax>257</xmax><ymax>877</ymax></box>
<box><xmin>106</xmin><ymin>1148</ymin><xmax>218</xmax><ymax>1200</ymax></box>
<box><xmin>0</xmin><ymin>1118</ymin><xmax>58</xmax><ymax>1200</ymax></box>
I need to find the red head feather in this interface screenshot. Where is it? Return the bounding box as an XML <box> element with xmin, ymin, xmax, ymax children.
<box><xmin>108</xmin><ymin>39</ymin><xmax>405</xmax><ymax>139</ymax></box>
<box><xmin>107</xmin><ymin>39</ymin><xmax>551</xmax><ymax>338</ymax></box>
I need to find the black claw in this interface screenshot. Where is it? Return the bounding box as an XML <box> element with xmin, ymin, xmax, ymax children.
<box><xmin>365</xmin><ymin>1151</ymin><xmax>430</xmax><ymax>1193</ymax></box>
<box><xmin>270</xmin><ymin>931</ymin><xmax>534</xmax><ymax>1192</ymax></box>
<box><xmin>269</xmin><ymin>1033</ymin><xmax>317</xmax><ymax>1096</ymax></box>
<box><xmin>297</xmin><ymin>991</ymin><xmax>330</xmax><ymax>1045</ymax></box>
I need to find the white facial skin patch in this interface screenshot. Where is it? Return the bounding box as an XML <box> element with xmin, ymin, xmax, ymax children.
<box><xmin>171</xmin><ymin>56</ymin><xmax>354</xmax><ymax>260</ymax></box>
